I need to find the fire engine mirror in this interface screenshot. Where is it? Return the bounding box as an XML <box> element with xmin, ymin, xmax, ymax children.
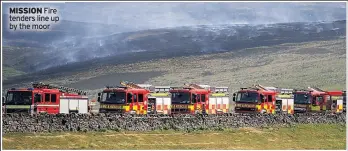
<box><xmin>97</xmin><ymin>97</ymin><xmax>101</xmax><ymax>102</ymax></box>
<box><xmin>233</xmin><ymin>93</ymin><xmax>236</xmax><ymax>97</ymax></box>
<box><xmin>232</xmin><ymin>97</ymin><xmax>236</xmax><ymax>102</ymax></box>
<box><xmin>98</xmin><ymin>93</ymin><xmax>101</xmax><ymax>97</ymax></box>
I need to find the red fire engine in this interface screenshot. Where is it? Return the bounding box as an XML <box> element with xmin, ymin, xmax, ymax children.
<box><xmin>169</xmin><ymin>83</ymin><xmax>210</xmax><ymax>114</ymax></box>
<box><xmin>97</xmin><ymin>81</ymin><xmax>150</xmax><ymax>114</ymax></box>
<box><xmin>233</xmin><ymin>84</ymin><xmax>277</xmax><ymax>114</ymax></box>
<box><xmin>292</xmin><ymin>87</ymin><xmax>328</xmax><ymax>113</ymax></box>
<box><xmin>2</xmin><ymin>82</ymin><xmax>89</xmax><ymax>114</ymax></box>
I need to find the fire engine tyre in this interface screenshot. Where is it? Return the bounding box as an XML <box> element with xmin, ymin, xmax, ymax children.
<box><xmin>2</xmin><ymin>112</ymin><xmax>345</xmax><ymax>133</ymax></box>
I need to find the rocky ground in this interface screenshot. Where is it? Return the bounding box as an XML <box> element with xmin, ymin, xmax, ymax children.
<box><xmin>2</xmin><ymin>113</ymin><xmax>346</xmax><ymax>133</ymax></box>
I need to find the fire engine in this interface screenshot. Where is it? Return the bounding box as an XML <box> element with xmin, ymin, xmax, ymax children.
<box><xmin>293</xmin><ymin>87</ymin><xmax>329</xmax><ymax>113</ymax></box>
<box><xmin>265</xmin><ymin>87</ymin><xmax>294</xmax><ymax>114</ymax></box>
<box><xmin>233</xmin><ymin>84</ymin><xmax>277</xmax><ymax>114</ymax></box>
<box><xmin>2</xmin><ymin>82</ymin><xmax>89</xmax><ymax>114</ymax></box>
<box><xmin>97</xmin><ymin>81</ymin><xmax>150</xmax><ymax>114</ymax></box>
<box><xmin>169</xmin><ymin>83</ymin><xmax>210</xmax><ymax>114</ymax></box>
<box><xmin>326</xmin><ymin>90</ymin><xmax>344</xmax><ymax>113</ymax></box>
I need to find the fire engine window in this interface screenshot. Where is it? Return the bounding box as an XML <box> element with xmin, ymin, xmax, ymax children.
<box><xmin>138</xmin><ymin>94</ymin><xmax>144</xmax><ymax>102</ymax></box>
<box><xmin>260</xmin><ymin>95</ymin><xmax>265</xmax><ymax>103</ymax></box>
<box><xmin>34</xmin><ymin>94</ymin><xmax>42</xmax><ymax>103</ymax></box>
<box><xmin>192</xmin><ymin>94</ymin><xmax>197</xmax><ymax>103</ymax></box>
<box><xmin>316</xmin><ymin>96</ymin><xmax>324</xmax><ymax>104</ymax></box>
<box><xmin>196</xmin><ymin>94</ymin><xmax>201</xmax><ymax>102</ymax></box>
<box><xmin>133</xmin><ymin>94</ymin><xmax>138</xmax><ymax>102</ymax></box>
<box><xmin>51</xmin><ymin>94</ymin><xmax>57</xmax><ymax>103</ymax></box>
<box><xmin>201</xmin><ymin>94</ymin><xmax>206</xmax><ymax>103</ymax></box>
<box><xmin>45</xmin><ymin>94</ymin><xmax>50</xmax><ymax>102</ymax></box>
<box><xmin>127</xmin><ymin>93</ymin><xmax>133</xmax><ymax>103</ymax></box>
<box><xmin>268</xmin><ymin>95</ymin><xmax>272</xmax><ymax>102</ymax></box>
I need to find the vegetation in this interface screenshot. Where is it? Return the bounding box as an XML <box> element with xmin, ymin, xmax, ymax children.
<box><xmin>2</xmin><ymin>124</ymin><xmax>346</xmax><ymax>150</ymax></box>
<box><xmin>2</xmin><ymin>67</ymin><xmax>25</xmax><ymax>80</ymax></box>
<box><xmin>39</xmin><ymin>39</ymin><xmax>345</xmax><ymax>94</ymax></box>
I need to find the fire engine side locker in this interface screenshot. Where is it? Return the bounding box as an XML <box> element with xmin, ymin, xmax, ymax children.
<box><xmin>78</xmin><ymin>99</ymin><xmax>88</xmax><ymax>113</ymax></box>
<box><xmin>69</xmin><ymin>99</ymin><xmax>79</xmax><ymax>112</ymax></box>
<box><xmin>222</xmin><ymin>97</ymin><xmax>229</xmax><ymax>113</ymax></box>
<box><xmin>60</xmin><ymin>96</ymin><xmax>89</xmax><ymax>114</ymax></box>
<box><xmin>216</xmin><ymin>97</ymin><xmax>222</xmax><ymax>112</ymax></box>
<box><xmin>163</xmin><ymin>97</ymin><xmax>171</xmax><ymax>114</ymax></box>
<box><xmin>209</xmin><ymin>97</ymin><xmax>217</xmax><ymax>114</ymax></box>
<box><xmin>60</xmin><ymin>98</ymin><xmax>70</xmax><ymax>114</ymax></box>
<box><xmin>156</xmin><ymin>97</ymin><xmax>164</xmax><ymax>113</ymax></box>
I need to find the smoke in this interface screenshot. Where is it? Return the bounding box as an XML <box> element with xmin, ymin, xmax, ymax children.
<box><xmin>2</xmin><ymin>2</ymin><xmax>346</xmax><ymax>71</ymax></box>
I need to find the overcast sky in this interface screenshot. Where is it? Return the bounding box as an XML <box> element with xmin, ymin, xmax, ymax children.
<box><xmin>2</xmin><ymin>2</ymin><xmax>346</xmax><ymax>30</ymax></box>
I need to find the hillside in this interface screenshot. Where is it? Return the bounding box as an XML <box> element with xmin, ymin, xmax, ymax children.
<box><xmin>2</xmin><ymin>39</ymin><xmax>345</xmax><ymax>99</ymax></box>
<box><xmin>2</xmin><ymin>20</ymin><xmax>346</xmax><ymax>72</ymax></box>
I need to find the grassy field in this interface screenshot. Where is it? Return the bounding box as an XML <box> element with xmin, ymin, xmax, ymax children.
<box><xmin>2</xmin><ymin>124</ymin><xmax>346</xmax><ymax>150</ymax></box>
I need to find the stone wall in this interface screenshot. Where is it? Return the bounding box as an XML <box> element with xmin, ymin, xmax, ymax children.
<box><xmin>2</xmin><ymin>113</ymin><xmax>346</xmax><ymax>133</ymax></box>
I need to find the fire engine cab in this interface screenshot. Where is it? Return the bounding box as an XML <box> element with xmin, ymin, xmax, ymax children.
<box><xmin>233</xmin><ymin>84</ymin><xmax>277</xmax><ymax>114</ymax></box>
<box><xmin>169</xmin><ymin>83</ymin><xmax>210</xmax><ymax>114</ymax></box>
<box><xmin>97</xmin><ymin>81</ymin><xmax>150</xmax><ymax>114</ymax></box>
<box><xmin>2</xmin><ymin>82</ymin><xmax>89</xmax><ymax>114</ymax></box>
<box><xmin>293</xmin><ymin>87</ymin><xmax>328</xmax><ymax>113</ymax></box>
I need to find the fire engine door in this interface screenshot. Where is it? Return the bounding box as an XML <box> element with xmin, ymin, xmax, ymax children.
<box><xmin>33</xmin><ymin>93</ymin><xmax>42</xmax><ymax>113</ymax></box>
<box><xmin>311</xmin><ymin>96</ymin><xmax>322</xmax><ymax>111</ymax></box>
<box><xmin>192</xmin><ymin>93</ymin><xmax>202</xmax><ymax>113</ymax></box>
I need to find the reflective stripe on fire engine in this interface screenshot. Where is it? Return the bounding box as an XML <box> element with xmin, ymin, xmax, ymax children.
<box><xmin>189</xmin><ymin>105</ymin><xmax>194</xmax><ymax>111</ymax></box>
<box><xmin>332</xmin><ymin>96</ymin><xmax>343</xmax><ymax>100</ymax></box>
<box><xmin>5</xmin><ymin>105</ymin><xmax>31</xmax><ymax>109</ymax></box>
<box><xmin>149</xmin><ymin>93</ymin><xmax>170</xmax><ymax>97</ymax></box>
<box><xmin>277</xmin><ymin>94</ymin><xmax>293</xmax><ymax>99</ymax></box>
<box><xmin>288</xmin><ymin>105</ymin><xmax>294</xmax><ymax>114</ymax></box>
<box><xmin>36</xmin><ymin>104</ymin><xmax>59</xmax><ymax>107</ymax></box>
<box><xmin>211</xmin><ymin>93</ymin><xmax>228</xmax><ymax>97</ymax></box>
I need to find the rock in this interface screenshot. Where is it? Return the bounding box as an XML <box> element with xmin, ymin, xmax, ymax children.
<box><xmin>2</xmin><ymin>113</ymin><xmax>346</xmax><ymax>133</ymax></box>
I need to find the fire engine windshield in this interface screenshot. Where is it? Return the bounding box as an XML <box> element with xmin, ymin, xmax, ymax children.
<box><xmin>236</xmin><ymin>92</ymin><xmax>259</xmax><ymax>103</ymax></box>
<box><xmin>171</xmin><ymin>92</ymin><xmax>190</xmax><ymax>104</ymax></box>
<box><xmin>294</xmin><ymin>93</ymin><xmax>311</xmax><ymax>104</ymax></box>
<box><xmin>101</xmin><ymin>92</ymin><xmax>126</xmax><ymax>104</ymax></box>
<box><xmin>5</xmin><ymin>91</ymin><xmax>32</xmax><ymax>105</ymax></box>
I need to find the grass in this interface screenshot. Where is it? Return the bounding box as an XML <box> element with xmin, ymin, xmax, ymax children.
<box><xmin>2</xmin><ymin>124</ymin><xmax>346</xmax><ymax>150</ymax></box>
<box><xmin>2</xmin><ymin>66</ymin><xmax>25</xmax><ymax>80</ymax></box>
<box><xmin>45</xmin><ymin>39</ymin><xmax>345</xmax><ymax>94</ymax></box>
<box><xmin>3</xmin><ymin>39</ymin><xmax>346</xmax><ymax>98</ymax></box>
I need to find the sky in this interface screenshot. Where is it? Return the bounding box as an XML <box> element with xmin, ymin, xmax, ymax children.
<box><xmin>2</xmin><ymin>2</ymin><xmax>346</xmax><ymax>31</ymax></box>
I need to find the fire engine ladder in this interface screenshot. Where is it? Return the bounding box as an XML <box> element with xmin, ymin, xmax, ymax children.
<box><xmin>308</xmin><ymin>86</ymin><xmax>326</xmax><ymax>93</ymax></box>
<box><xmin>32</xmin><ymin>82</ymin><xmax>88</xmax><ymax>95</ymax></box>
<box><xmin>184</xmin><ymin>83</ymin><xmax>204</xmax><ymax>89</ymax></box>
<box><xmin>253</xmin><ymin>84</ymin><xmax>271</xmax><ymax>92</ymax></box>
<box><xmin>120</xmin><ymin>81</ymin><xmax>143</xmax><ymax>89</ymax></box>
